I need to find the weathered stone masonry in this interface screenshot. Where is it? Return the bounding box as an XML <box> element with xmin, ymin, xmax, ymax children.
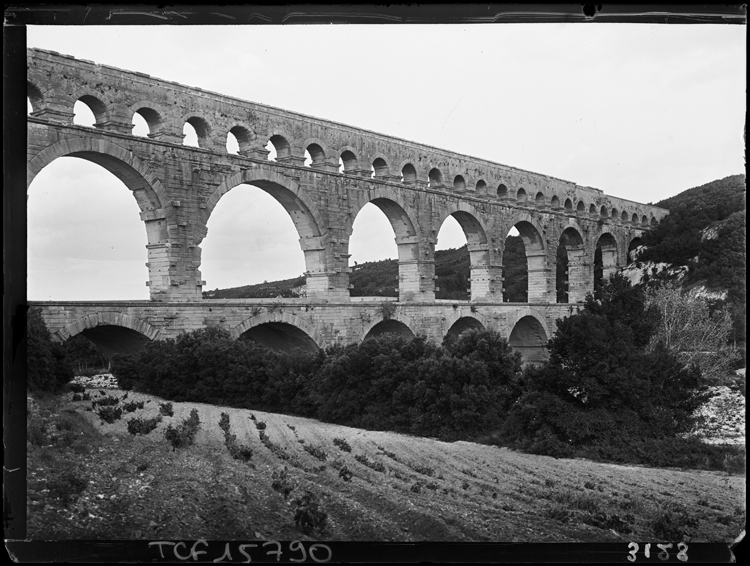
<box><xmin>26</xmin><ymin>48</ymin><xmax>668</xmax><ymax>360</ymax></box>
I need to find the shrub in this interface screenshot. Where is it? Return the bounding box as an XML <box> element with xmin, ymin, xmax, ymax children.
<box><xmin>159</xmin><ymin>402</ymin><xmax>174</xmax><ymax>417</ymax></box>
<box><xmin>411</xmin><ymin>482</ymin><xmax>424</xmax><ymax>494</ymax></box>
<box><xmin>332</xmin><ymin>437</ymin><xmax>351</xmax><ymax>452</ymax></box>
<box><xmin>122</xmin><ymin>400</ymin><xmax>145</xmax><ymax>413</ymax></box>
<box><xmin>354</xmin><ymin>454</ymin><xmax>386</xmax><ymax>473</ymax></box>
<box><xmin>47</xmin><ymin>470</ymin><xmax>88</xmax><ymax>507</ymax></box>
<box><xmin>292</xmin><ymin>491</ymin><xmax>328</xmax><ymax>535</ymax></box>
<box><xmin>218</xmin><ymin>413</ymin><xmax>253</xmax><ymax>462</ymax></box>
<box><xmin>164</xmin><ymin>408</ymin><xmax>201</xmax><ymax>450</ymax></box>
<box><xmin>69</xmin><ymin>383</ymin><xmax>85</xmax><ymax>394</ymax></box>
<box><xmin>408</xmin><ymin>462</ymin><xmax>435</xmax><ymax>477</ymax></box>
<box><xmin>271</xmin><ymin>467</ymin><xmax>295</xmax><ymax>499</ymax></box>
<box><xmin>110</xmin><ymin>353</ymin><xmax>139</xmax><ymax>390</ymax></box>
<box><xmin>303</xmin><ymin>444</ymin><xmax>327</xmax><ymax>462</ymax></box>
<box><xmin>97</xmin><ymin>406</ymin><xmax>123</xmax><ymax>424</ymax></box>
<box><xmin>93</xmin><ymin>396</ymin><xmax>120</xmax><ymax>408</ymax></box>
<box><xmin>338</xmin><ymin>466</ymin><xmax>353</xmax><ymax>482</ymax></box>
<box><xmin>127</xmin><ymin>415</ymin><xmax>162</xmax><ymax>436</ymax></box>
<box><xmin>72</xmin><ymin>394</ymin><xmax>82</xmax><ymax>402</ymax></box>
<box><xmin>27</xmin><ymin>307</ymin><xmax>74</xmax><ymax>394</ymax></box>
<box><xmin>255</xmin><ymin>421</ymin><xmax>267</xmax><ymax>431</ymax></box>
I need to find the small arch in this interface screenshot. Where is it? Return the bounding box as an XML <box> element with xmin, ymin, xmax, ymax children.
<box><xmin>589</xmin><ymin>204</ymin><xmax>597</xmax><ymax>215</ymax></box>
<box><xmin>27</xmin><ymin>81</ymin><xmax>44</xmax><ymax>114</ymax></box>
<box><xmin>74</xmin><ymin>95</ymin><xmax>108</xmax><ymax>127</ymax></box>
<box><xmin>372</xmin><ymin>157</ymin><xmax>388</xmax><ymax>178</ymax></box>
<box><xmin>600</xmin><ymin>205</ymin><xmax>608</xmax><ymax>218</ymax></box>
<box><xmin>535</xmin><ymin>192</ymin><xmax>545</xmax><ymax>207</ymax></box>
<box><xmin>651</xmin><ymin>217</ymin><xmax>658</xmax><ymax>227</ymax></box>
<box><xmin>428</xmin><ymin>168</ymin><xmax>443</xmax><ymax>188</ymax></box>
<box><xmin>577</xmin><ymin>201</ymin><xmax>586</xmax><ymax>214</ymax></box>
<box><xmin>516</xmin><ymin>188</ymin><xmax>527</xmax><ymax>203</ymax></box>
<box><xmin>564</xmin><ymin>198</ymin><xmax>573</xmax><ymax>212</ymax></box>
<box><xmin>631</xmin><ymin>213</ymin><xmax>639</xmax><ymax>224</ymax></box>
<box><xmin>268</xmin><ymin>134</ymin><xmax>291</xmax><ymax>161</ymax></box>
<box><xmin>621</xmin><ymin>211</ymin><xmax>629</xmax><ymax>222</ymax></box>
<box><xmin>184</xmin><ymin>116</ymin><xmax>211</xmax><ymax>148</ymax></box>
<box><xmin>475</xmin><ymin>179</ymin><xmax>486</xmax><ymax>194</ymax></box>
<box><xmin>454</xmin><ymin>175</ymin><xmax>466</xmax><ymax>191</ymax></box>
<box><xmin>445</xmin><ymin>316</ymin><xmax>485</xmax><ymax>340</ymax></box>
<box><xmin>508</xmin><ymin>314</ymin><xmax>549</xmax><ymax>365</ymax></box>
<box><xmin>132</xmin><ymin>107</ymin><xmax>162</xmax><ymax>138</ymax></box>
<box><xmin>550</xmin><ymin>195</ymin><xmax>560</xmax><ymax>209</ymax></box>
<box><xmin>611</xmin><ymin>208</ymin><xmax>618</xmax><ymax>219</ymax></box>
<box><xmin>497</xmin><ymin>184</ymin><xmax>508</xmax><ymax>199</ymax></box>
<box><xmin>227</xmin><ymin>125</ymin><xmax>253</xmax><ymax>154</ymax></box>
<box><xmin>641</xmin><ymin>215</ymin><xmax>649</xmax><ymax>227</ymax></box>
<box><xmin>363</xmin><ymin>319</ymin><xmax>415</xmax><ymax>341</ymax></box>
<box><xmin>340</xmin><ymin>150</ymin><xmax>358</xmax><ymax>173</ymax></box>
<box><xmin>306</xmin><ymin>143</ymin><xmax>326</xmax><ymax>167</ymax></box>
<box><xmin>401</xmin><ymin>163</ymin><xmax>417</xmax><ymax>184</ymax></box>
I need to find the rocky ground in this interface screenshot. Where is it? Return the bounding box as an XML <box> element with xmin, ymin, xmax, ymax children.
<box><xmin>25</xmin><ymin>375</ymin><xmax>746</xmax><ymax>545</ymax></box>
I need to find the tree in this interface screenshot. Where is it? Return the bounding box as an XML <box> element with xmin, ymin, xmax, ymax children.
<box><xmin>27</xmin><ymin>307</ymin><xmax>74</xmax><ymax>394</ymax></box>
<box><xmin>501</xmin><ymin>274</ymin><xmax>709</xmax><ymax>451</ymax></box>
<box><xmin>645</xmin><ymin>282</ymin><xmax>741</xmax><ymax>382</ymax></box>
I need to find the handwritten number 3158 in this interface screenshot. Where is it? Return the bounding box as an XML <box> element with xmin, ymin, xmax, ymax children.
<box><xmin>627</xmin><ymin>542</ymin><xmax>688</xmax><ymax>562</ymax></box>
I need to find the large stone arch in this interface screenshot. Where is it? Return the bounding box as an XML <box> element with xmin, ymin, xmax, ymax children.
<box><xmin>232</xmin><ymin>311</ymin><xmax>324</xmax><ymax>352</ymax></box>
<box><xmin>202</xmin><ymin>167</ymin><xmax>329</xmax><ymax>286</ymax></box>
<box><xmin>506</xmin><ymin>308</ymin><xmax>551</xmax><ymax>364</ymax></box>
<box><xmin>434</xmin><ymin>202</ymin><xmax>494</xmax><ymax>300</ymax></box>
<box><xmin>504</xmin><ymin>212</ymin><xmax>548</xmax><ymax>303</ymax></box>
<box><xmin>51</xmin><ymin>312</ymin><xmax>161</xmax><ymax>358</ymax></box>
<box><xmin>555</xmin><ymin>224</ymin><xmax>589</xmax><ymax>303</ymax></box>
<box><xmin>27</xmin><ymin>137</ymin><xmax>171</xmax><ymax>223</ymax></box>
<box><xmin>594</xmin><ymin>228</ymin><xmax>622</xmax><ymax>290</ymax></box>
<box><xmin>348</xmin><ymin>187</ymin><xmax>424</xmax><ymax>300</ymax></box>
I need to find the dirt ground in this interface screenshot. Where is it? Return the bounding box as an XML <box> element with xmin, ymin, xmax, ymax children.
<box><xmin>26</xmin><ymin>383</ymin><xmax>746</xmax><ymax>546</ymax></box>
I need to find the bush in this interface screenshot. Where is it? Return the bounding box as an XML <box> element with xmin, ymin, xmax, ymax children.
<box><xmin>93</xmin><ymin>395</ymin><xmax>120</xmax><ymax>408</ymax></box>
<box><xmin>354</xmin><ymin>454</ymin><xmax>386</xmax><ymax>473</ymax></box>
<box><xmin>159</xmin><ymin>402</ymin><xmax>174</xmax><ymax>417</ymax></box>
<box><xmin>69</xmin><ymin>383</ymin><xmax>85</xmax><ymax>394</ymax></box>
<box><xmin>164</xmin><ymin>409</ymin><xmax>201</xmax><ymax>450</ymax></box>
<box><xmin>338</xmin><ymin>466</ymin><xmax>353</xmax><ymax>482</ymax></box>
<box><xmin>332</xmin><ymin>437</ymin><xmax>351</xmax><ymax>452</ymax></box>
<box><xmin>110</xmin><ymin>353</ymin><xmax>139</xmax><ymax>391</ymax></box>
<box><xmin>97</xmin><ymin>406</ymin><xmax>123</xmax><ymax>424</ymax></box>
<box><xmin>122</xmin><ymin>400</ymin><xmax>144</xmax><ymax>413</ymax></box>
<box><xmin>47</xmin><ymin>469</ymin><xmax>88</xmax><ymax>507</ymax></box>
<box><xmin>292</xmin><ymin>490</ymin><xmax>328</xmax><ymax>535</ymax></box>
<box><xmin>127</xmin><ymin>415</ymin><xmax>162</xmax><ymax>435</ymax></box>
<box><xmin>218</xmin><ymin>413</ymin><xmax>253</xmax><ymax>462</ymax></box>
<box><xmin>27</xmin><ymin>308</ymin><xmax>74</xmax><ymax>394</ymax></box>
<box><xmin>303</xmin><ymin>444</ymin><xmax>327</xmax><ymax>462</ymax></box>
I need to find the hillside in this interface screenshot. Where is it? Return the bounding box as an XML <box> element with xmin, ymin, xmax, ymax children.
<box><xmin>204</xmin><ymin>237</ymin><xmax>529</xmax><ymax>302</ymax></box>
<box><xmin>635</xmin><ymin>174</ymin><xmax>746</xmax><ymax>345</ymax></box>
<box><xmin>26</xmin><ymin>380</ymin><xmax>745</xmax><ymax>543</ymax></box>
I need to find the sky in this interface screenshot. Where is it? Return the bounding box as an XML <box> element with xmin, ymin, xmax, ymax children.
<box><xmin>26</xmin><ymin>23</ymin><xmax>746</xmax><ymax>300</ymax></box>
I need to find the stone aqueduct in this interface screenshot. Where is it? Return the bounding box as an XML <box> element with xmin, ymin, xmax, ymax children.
<box><xmin>27</xmin><ymin>48</ymin><xmax>668</xmax><ymax>362</ymax></box>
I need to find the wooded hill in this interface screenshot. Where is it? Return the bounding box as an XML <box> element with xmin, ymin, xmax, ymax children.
<box><xmin>203</xmin><ymin>237</ymin><xmax>528</xmax><ymax>302</ymax></box>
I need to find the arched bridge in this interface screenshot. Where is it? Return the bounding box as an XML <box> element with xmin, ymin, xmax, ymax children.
<box><xmin>27</xmin><ymin>48</ymin><xmax>668</xmax><ymax>361</ymax></box>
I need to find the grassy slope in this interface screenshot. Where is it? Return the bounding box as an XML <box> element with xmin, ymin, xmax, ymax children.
<box><xmin>27</xmin><ymin>387</ymin><xmax>745</xmax><ymax>542</ymax></box>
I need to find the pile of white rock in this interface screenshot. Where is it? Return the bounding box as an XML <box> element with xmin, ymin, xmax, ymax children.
<box><xmin>692</xmin><ymin>385</ymin><xmax>745</xmax><ymax>445</ymax></box>
<box><xmin>72</xmin><ymin>373</ymin><xmax>119</xmax><ymax>389</ymax></box>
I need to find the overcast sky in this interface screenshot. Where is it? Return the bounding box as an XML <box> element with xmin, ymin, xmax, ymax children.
<box><xmin>26</xmin><ymin>23</ymin><xmax>746</xmax><ymax>300</ymax></box>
